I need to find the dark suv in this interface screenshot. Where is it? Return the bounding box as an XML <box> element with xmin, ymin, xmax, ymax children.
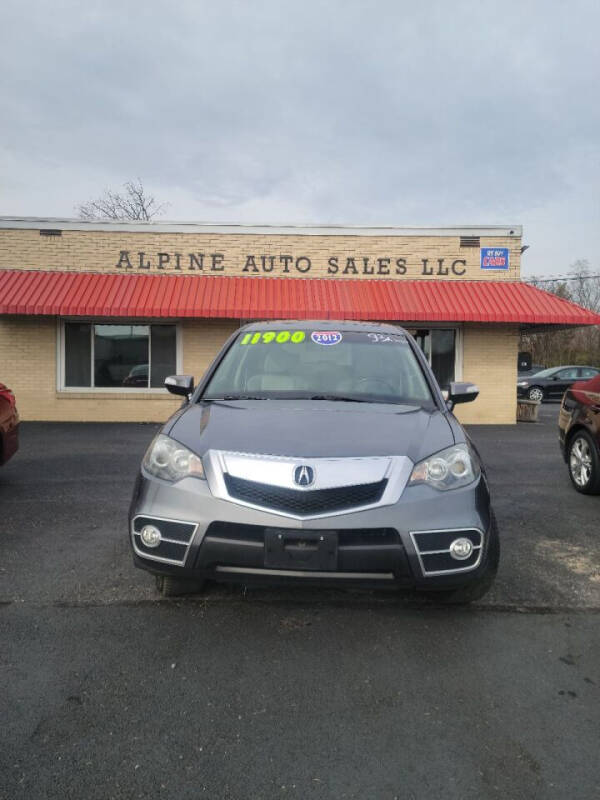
<box><xmin>559</xmin><ymin>374</ymin><xmax>600</xmax><ymax>494</ymax></box>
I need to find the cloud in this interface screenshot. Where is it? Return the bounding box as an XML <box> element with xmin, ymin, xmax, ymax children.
<box><xmin>1</xmin><ymin>0</ymin><xmax>599</xmax><ymax>275</ymax></box>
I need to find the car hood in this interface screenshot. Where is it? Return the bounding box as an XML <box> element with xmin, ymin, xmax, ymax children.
<box><xmin>166</xmin><ymin>400</ymin><xmax>456</xmax><ymax>462</ymax></box>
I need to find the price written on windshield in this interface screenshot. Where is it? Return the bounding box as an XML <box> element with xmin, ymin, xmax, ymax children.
<box><xmin>240</xmin><ymin>331</ymin><xmax>306</xmax><ymax>345</ymax></box>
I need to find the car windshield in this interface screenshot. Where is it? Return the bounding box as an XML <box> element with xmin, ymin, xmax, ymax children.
<box><xmin>202</xmin><ymin>328</ymin><xmax>435</xmax><ymax>407</ymax></box>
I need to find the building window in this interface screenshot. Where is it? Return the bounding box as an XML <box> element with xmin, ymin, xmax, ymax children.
<box><xmin>409</xmin><ymin>328</ymin><xmax>457</xmax><ymax>390</ymax></box>
<box><xmin>62</xmin><ymin>322</ymin><xmax>177</xmax><ymax>390</ymax></box>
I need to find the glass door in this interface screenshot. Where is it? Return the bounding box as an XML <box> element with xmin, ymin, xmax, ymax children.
<box><xmin>407</xmin><ymin>328</ymin><xmax>457</xmax><ymax>391</ymax></box>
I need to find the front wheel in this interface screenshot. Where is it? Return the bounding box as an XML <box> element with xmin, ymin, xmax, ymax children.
<box><xmin>155</xmin><ymin>574</ymin><xmax>205</xmax><ymax>597</ymax></box>
<box><xmin>568</xmin><ymin>431</ymin><xmax>600</xmax><ymax>494</ymax></box>
<box><xmin>527</xmin><ymin>386</ymin><xmax>544</xmax><ymax>402</ymax></box>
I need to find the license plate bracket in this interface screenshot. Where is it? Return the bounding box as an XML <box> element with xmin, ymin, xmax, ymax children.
<box><xmin>264</xmin><ymin>530</ymin><xmax>338</xmax><ymax>571</ymax></box>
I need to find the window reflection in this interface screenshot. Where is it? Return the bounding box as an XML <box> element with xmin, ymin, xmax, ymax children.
<box><xmin>64</xmin><ymin>323</ymin><xmax>91</xmax><ymax>387</ymax></box>
<box><xmin>94</xmin><ymin>325</ymin><xmax>149</xmax><ymax>388</ymax></box>
<box><xmin>64</xmin><ymin>322</ymin><xmax>177</xmax><ymax>389</ymax></box>
<box><xmin>150</xmin><ymin>326</ymin><xmax>177</xmax><ymax>387</ymax></box>
<box><xmin>408</xmin><ymin>328</ymin><xmax>456</xmax><ymax>390</ymax></box>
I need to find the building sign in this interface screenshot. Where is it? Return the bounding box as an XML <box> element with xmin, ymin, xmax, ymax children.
<box><xmin>114</xmin><ymin>250</ymin><xmax>468</xmax><ymax>277</ymax></box>
<box><xmin>480</xmin><ymin>247</ymin><xmax>509</xmax><ymax>270</ymax></box>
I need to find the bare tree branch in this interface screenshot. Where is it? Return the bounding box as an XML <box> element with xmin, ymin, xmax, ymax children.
<box><xmin>77</xmin><ymin>179</ymin><xmax>168</xmax><ymax>221</ymax></box>
<box><xmin>521</xmin><ymin>260</ymin><xmax>600</xmax><ymax>367</ymax></box>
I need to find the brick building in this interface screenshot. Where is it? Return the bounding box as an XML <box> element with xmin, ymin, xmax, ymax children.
<box><xmin>1</xmin><ymin>217</ymin><xmax>598</xmax><ymax>424</ymax></box>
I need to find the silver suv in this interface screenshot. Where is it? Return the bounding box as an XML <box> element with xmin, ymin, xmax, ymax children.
<box><xmin>129</xmin><ymin>321</ymin><xmax>499</xmax><ymax>604</ymax></box>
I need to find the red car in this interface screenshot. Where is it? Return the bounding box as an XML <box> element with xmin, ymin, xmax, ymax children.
<box><xmin>0</xmin><ymin>382</ymin><xmax>19</xmax><ymax>465</ymax></box>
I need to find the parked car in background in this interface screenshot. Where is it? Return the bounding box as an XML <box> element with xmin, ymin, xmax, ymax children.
<box><xmin>122</xmin><ymin>364</ymin><xmax>149</xmax><ymax>387</ymax></box>
<box><xmin>559</xmin><ymin>374</ymin><xmax>600</xmax><ymax>494</ymax></box>
<box><xmin>0</xmin><ymin>382</ymin><xmax>19</xmax><ymax>465</ymax></box>
<box><xmin>517</xmin><ymin>365</ymin><xmax>600</xmax><ymax>402</ymax></box>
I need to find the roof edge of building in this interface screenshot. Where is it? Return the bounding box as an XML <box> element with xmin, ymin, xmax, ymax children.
<box><xmin>1</xmin><ymin>268</ymin><xmax>597</xmax><ymax>326</ymax></box>
<box><xmin>0</xmin><ymin>216</ymin><xmax>523</xmax><ymax>238</ymax></box>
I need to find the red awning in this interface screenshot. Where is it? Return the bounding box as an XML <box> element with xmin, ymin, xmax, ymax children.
<box><xmin>0</xmin><ymin>269</ymin><xmax>599</xmax><ymax>326</ymax></box>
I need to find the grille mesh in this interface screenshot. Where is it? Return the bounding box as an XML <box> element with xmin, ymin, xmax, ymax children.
<box><xmin>224</xmin><ymin>474</ymin><xmax>387</xmax><ymax>515</ymax></box>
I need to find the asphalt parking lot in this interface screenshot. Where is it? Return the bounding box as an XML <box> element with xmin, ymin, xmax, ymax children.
<box><xmin>1</xmin><ymin>405</ymin><xmax>599</xmax><ymax>799</ymax></box>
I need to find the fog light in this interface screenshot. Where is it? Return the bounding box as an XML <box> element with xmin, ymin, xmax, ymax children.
<box><xmin>449</xmin><ymin>537</ymin><xmax>473</xmax><ymax>560</ymax></box>
<box><xmin>140</xmin><ymin>524</ymin><xmax>161</xmax><ymax>548</ymax></box>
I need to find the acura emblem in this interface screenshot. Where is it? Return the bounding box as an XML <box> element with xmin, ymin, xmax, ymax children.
<box><xmin>293</xmin><ymin>464</ymin><xmax>315</xmax><ymax>487</ymax></box>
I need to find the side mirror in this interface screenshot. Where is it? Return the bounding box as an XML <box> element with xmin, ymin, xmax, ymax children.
<box><xmin>165</xmin><ymin>375</ymin><xmax>194</xmax><ymax>398</ymax></box>
<box><xmin>446</xmin><ymin>381</ymin><xmax>479</xmax><ymax>409</ymax></box>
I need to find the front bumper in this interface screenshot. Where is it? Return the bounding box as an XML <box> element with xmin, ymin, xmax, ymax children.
<box><xmin>129</xmin><ymin>469</ymin><xmax>493</xmax><ymax>590</ymax></box>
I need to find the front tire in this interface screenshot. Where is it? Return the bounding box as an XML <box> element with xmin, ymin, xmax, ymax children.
<box><xmin>568</xmin><ymin>431</ymin><xmax>600</xmax><ymax>494</ymax></box>
<box><xmin>155</xmin><ymin>574</ymin><xmax>205</xmax><ymax>597</ymax></box>
<box><xmin>527</xmin><ymin>386</ymin><xmax>544</xmax><ymax>402</ymax></box>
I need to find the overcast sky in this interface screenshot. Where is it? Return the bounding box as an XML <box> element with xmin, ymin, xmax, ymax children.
<box><xmin>1</xmin><ymin>0</ymin><xmax>599</xmax><ymax>277</ymax></box>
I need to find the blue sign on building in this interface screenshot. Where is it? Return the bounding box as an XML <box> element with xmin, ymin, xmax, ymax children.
<box><xmin>481</xmin><ymin>247</ymin><xmax>510</xmax><ymax>270</ymax></box>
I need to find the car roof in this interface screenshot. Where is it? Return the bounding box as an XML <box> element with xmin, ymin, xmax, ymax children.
<box><xmin>238</xmin><ymin>320</ymin><xmax>408</xmax><ymax>334</ymax></box>
<box><xmin>547</xmin><ymin>365</ymin><xmax>598</xmax><ymax>370</ymax></box>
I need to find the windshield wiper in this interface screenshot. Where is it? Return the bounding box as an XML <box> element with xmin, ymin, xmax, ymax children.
<box><xmin>204</xmin><ymin>394</ymin><xmax>270</xmax><ymax>401</ymax></box>
<box><xmin>307</xmin><ymin>394</ymin><xmax>372</xmax><ymax>403</ymax></box>
<box><xmin>205</xmin><ymin>393</ymin><xmax>392</xmax><ymax>403</ymax></box>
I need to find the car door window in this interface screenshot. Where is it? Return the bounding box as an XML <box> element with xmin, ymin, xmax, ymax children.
<box><xmin>579</xmin><ymin>368</ymin><xmax>599</xmax><ymax>378</ymax></box>
<box><xmin>556</xmin><ymin>369</ymin><xmax>579</xmax><ymax>380</ymax></box>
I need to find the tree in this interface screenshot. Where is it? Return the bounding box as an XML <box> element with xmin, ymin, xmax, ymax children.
<box><xmin>77</xmin><ymin>179</ymin><xmax>168</xmax><ymax>222</ymax></box>
<box><xmin>520</xmin><ymin>260</ymin><xmax>600</xmax><ymax>367</ymax></box>
<box><xmin>567</xmin><ymin>259</ymin><xmax>600</xmax><ymax>313</ymax></box>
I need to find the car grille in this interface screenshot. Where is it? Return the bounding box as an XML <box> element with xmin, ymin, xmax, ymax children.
<box><xmin>223</xmin><ymin>474</ymin><xmax>388</xmax><ymax>516</ymax></box>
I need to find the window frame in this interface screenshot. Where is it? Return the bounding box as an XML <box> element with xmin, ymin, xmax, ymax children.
<box><xmin>404</xmin><ymin>324</ymin><xmax>463</xmax><ymax>384</ymax></box>
<box><xmin>57</xmin><ymin>318</ymin><xmax>182</xmax><ymax>393</ymax></box>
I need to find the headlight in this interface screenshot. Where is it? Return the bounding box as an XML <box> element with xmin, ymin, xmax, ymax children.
<box><xmin>517</xmin><ymin>381</ymin><xmax>529</xmax><ymax>387</ymax></box>
<box><xmin>142</xmin><ymin>434</ymin><xmax>205</xmax><ymax>482</ymax></box>
<box><xmin>408</xmin><ymin>443</ymin><xmax>480</xmax><ymax>491</ymax></box>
